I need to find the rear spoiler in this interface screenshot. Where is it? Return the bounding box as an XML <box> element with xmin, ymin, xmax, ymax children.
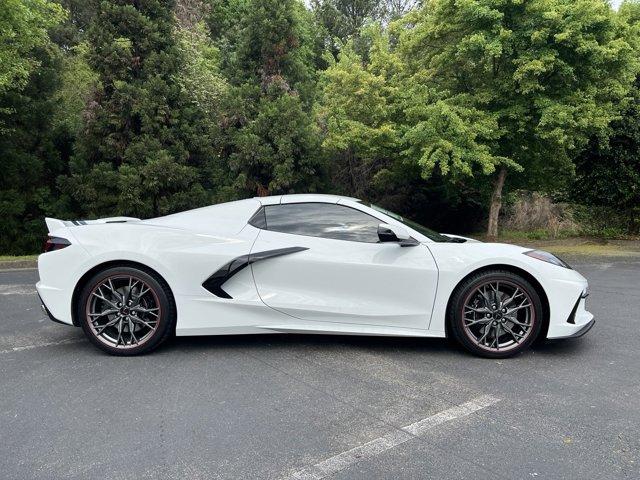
<box><xmin>45</xmin><ymin>217</ymin><xmax>140</xmax><ymax>232</ymax></box>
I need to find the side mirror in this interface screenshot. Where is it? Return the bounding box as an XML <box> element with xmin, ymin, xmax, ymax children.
<box><xmin>378</xmin><ymin>223</ymin><xmax>418</xmax><ymax>246</ymax></box>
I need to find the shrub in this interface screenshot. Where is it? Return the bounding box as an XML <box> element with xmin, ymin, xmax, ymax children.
<box><xmin>502</xmin><ymin>192</ymin><xmax>579</xmax><ymax>239</ymax></box>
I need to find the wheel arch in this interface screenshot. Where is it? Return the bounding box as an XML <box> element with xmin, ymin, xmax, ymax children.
<box><xmin>444</xmin><ymin>264</ymin><xmax>550</xmax><ymax>341</ymax></box>
<box><xmin>71</xmin><ymin>260</ymin><xmax>176</xmax><ymax>327</ymax></box>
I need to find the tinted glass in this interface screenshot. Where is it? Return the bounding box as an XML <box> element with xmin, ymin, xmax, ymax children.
<box><xmin>368</xmin><ymin>204</ymin><xmax>449</xmax><ymax>242</ymax></box>
<box><xmin>248</xmin><ymin>207</ymin><xmax>267</xmax><ymax>229</ymax></box>
<box><xmin>264</xmin><ymin>203</ymin><xmax>381</xmax><ymax>243</ymax></box>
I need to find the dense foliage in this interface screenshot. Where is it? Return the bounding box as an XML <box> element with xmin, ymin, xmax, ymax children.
<box><xmin>573</xmin><ymin>78</ymin><xmax>640</xmax><ymax>233</ymax></box>
<box><xmin>395</xmin><ymin>0</ymin><xmax>638</xmax><ymax>237</ymax></box>
<box><xmin>1</xmin><ymin>0</ymin><xmax>639</xmax><ymax>254</ymax></box>
<box><xmin>0</xmin><ymin>0</ymin><xmax>66</xmax><ymax>96</ymax></box>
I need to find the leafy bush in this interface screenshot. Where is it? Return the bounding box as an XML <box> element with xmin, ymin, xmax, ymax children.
<box><xmin>501</xmin><ymin>192</ymin><xmax>638</xmax><ymax>240</ymax></box>
<box><xmin>571</xmin><ymin>205</ymin><xmax>634</xmax><ymax>239</ymax></box>
<box><xmin>502</xmin><ymin>192</ymin><xmax>579</xmax><ymax>239</ymax></box>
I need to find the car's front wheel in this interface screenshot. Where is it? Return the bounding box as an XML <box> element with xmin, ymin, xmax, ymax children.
<box><xmin>449</xmin><ymin>270</ymin><xmax>544</xmax><ymax>358</ymax></box>
<box><xmin>78</xmin><ymin>266</ymin><xmax>176</xmax><ymax>355</ymax></box>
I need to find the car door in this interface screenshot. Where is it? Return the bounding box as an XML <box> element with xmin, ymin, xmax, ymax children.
<box><xmin>249</xmin><ymin>202</ymin><xmax>439</xmax><ymax>331</ymax></box>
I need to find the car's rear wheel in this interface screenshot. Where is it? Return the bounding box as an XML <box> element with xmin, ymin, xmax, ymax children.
<box><xmin>78</xmin><ymin>266</ymin><xmax>175</xmax><ymax>355</ymax></box>
<box><xmin>449</xmin><ymin>270</ymin><xmax>543</xmax><ymax>358</ymax></box>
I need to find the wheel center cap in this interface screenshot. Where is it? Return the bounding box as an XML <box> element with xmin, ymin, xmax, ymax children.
<box><xmin>494</xmin><ymin>311</ymin><xmax>503</xmax><ymax>320</ymax></box>
<box><xmin>121</xmin><ymin>307</ymin><xmax>130</xmax><ymax>315</ymax></box>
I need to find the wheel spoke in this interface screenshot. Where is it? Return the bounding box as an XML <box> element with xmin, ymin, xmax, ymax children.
<box><xmin>124</xmin><ymin>279</ymin><xmax>140</xmax><ymax>305</ymax></box>
<box><xmin>115</xmin><ymin>318</ymin><xmax>124</xmax><ymax>346</ymax></box>
<box><xmin>464</xmin><ymin>306</ymin><xmax>491</xmax><ymax>314</ymax></box>
<box><xmin>479</xmin><ymin>287</ymin><xmax>493</xmax><ymax>308</ymax></box>
<box><xmin>502</xmin><ymin>323</ymin><xmax>525</xmax><ymax>342</ymax></box>
<box><xmin>133</xmin><ymin>306</ymin><xmax>159</xmax><ymax>317</ymax></box>
<box><xmin>505</xmin><ymin>303</ymin><xmax>532</xmax><ymax>316</ymax></box>
<box><xmin>95</xmin><ymin>316</ymin><xmax>120</xmax><ymax>336</ymax></box>
<box><xmin>89</xmin><ymin>308</ymin><xmax>118</xmax><ymax>319</ymax></box>
<box><xmin>464</xmin><ymin>317</ymin><xmax>492</xmax><ymax>326</ymax></box>
<box><xmin>137</xmin><ymin>286</ymin><xmax>150</xmax><ymax>298</ymax></box>
<box><xmin>502</xmin><ymin>288</ymin><xmax>522</xmax><ymax>308</ymax></box>
<box><xmin>92</xmin><ymin>291</ymin><xmax>119</xmax><ymax>309</ymax></box>
<box><xmin>106</xmin><ymin>279</ymin><xmax>122</xmax><ymax>302</ymax></box>
<box><xmin>505</xmin><ymin>316</ymin><xmax>530</xmax><ymax>328</ymax></box>
<box><xmin>131</xmin><ymin>317</ymin><xmax>157</xmax><ymax>329</ymax></box>
<box><xmin>128</xmin><ymin>318</ymin><xmax>138</xmax><ymax>345</ymax></box>
<box><xmin>478</xmin><ymin>325</ymin><xmax>492</xmax><ymax>345</ymax></box>
<box><xmin>489</xmin><ymin>282</ymin><xmax>500</xmax><ymax>306</ymax></box>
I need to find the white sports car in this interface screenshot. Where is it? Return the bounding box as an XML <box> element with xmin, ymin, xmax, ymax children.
<box><xmin>37</xmin><ymin>194</ymin><xmax>594</xmax><ymax>358</ymax></box>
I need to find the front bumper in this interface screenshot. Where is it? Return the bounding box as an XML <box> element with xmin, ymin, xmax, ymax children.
<box><xmin>546</xmin><ymin>286</ymin><xmax>594</xmax><ymax>339</ymax></box>
<box><xmin>551</xmin><ymin>317</ymin><xmax>595</xmax><ymax>339</ymax></box>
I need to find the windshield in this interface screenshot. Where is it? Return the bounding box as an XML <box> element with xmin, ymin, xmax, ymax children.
<box><xmin>368</xmin><ymin>204</ymin><xmax>450</xmax><ymax>242</ymax></box>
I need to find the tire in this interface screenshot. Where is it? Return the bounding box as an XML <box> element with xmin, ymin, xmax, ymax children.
<box><xmin>77</xmin><ymin>266</ymin><xmax>176</xmax><ymax>356</ymax></box>
<box><xmin>448</xmin><ymin>270</ymin><xmax>543</xmax><ymax>358</ymax></box>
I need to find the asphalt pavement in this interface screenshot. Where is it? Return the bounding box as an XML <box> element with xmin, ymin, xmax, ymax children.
<box><xmin>0</xmin><ymin>256</ymin><xmax>639</xmax><ymax>479</ymax></box>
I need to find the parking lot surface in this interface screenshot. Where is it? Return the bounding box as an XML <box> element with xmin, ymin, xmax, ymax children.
<box><xmin>1</xmin><ymin>256</ymin><xmax>639</xmax><ymax>479</ymax></box>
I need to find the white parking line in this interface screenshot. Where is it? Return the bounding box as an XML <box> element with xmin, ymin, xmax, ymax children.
<box><xmin>0</xmin><ymin>338</ymin><xmax>84</xmax><ymax>354</ymax></box>
<box><xmin>0</xmin><ymin>284</ymin><xmax>36</xmax><ymax>295</ymax></box>
<box><xmin>284</xmin><ymin>395</ymin><xmax>500</xmax><ymax>480</ymax></box>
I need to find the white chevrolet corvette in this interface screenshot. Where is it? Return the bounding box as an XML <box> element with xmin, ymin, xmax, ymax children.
<box><xmin>37</xmin><ymin>194</ymin><xmax>594</xmax><ymax>357</ymax></box>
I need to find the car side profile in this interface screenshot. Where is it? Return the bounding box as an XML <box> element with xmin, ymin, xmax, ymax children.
<box><xmin>36</xmin><ymin>194</ymin><xmax>594</xmax><ymax>358</ymax></box>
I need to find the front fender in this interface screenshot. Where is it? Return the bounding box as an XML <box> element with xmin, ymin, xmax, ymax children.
<box><xmin>424</xmin><ymin>242</ymin><xmax>588</xmax><ymax>335</ymax></box>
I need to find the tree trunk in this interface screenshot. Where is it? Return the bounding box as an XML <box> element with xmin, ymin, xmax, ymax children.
<box><xmin>487</xmin><ymin>167</ymin><xmax>507</xmax><ymax>240</ymax></box>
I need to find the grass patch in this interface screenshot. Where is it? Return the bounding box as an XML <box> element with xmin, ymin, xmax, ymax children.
<box><xmin>541</xmin><ymin>244</ymin><xmax>640</xmax><ymax>257</ymax></box>
<box><xmin>0</xmin><ymin>255</ymin><xmax>38</xmax><ymax>262</ymax></box>
<box><xmin>470</xmin><ymin>234</ymin><xmax>640</xmax><ymax>257</ymax></box>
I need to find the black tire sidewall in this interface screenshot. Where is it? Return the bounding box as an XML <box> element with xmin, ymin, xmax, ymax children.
<box><xmin>449</xmin><ymin>271</ymin><xmax>543</xmax><ymax>358</ymax></box>
<box><xmin>78</xmin><ymin>266</ymin><xmax>175</xmax><ymax>355</ymax></box>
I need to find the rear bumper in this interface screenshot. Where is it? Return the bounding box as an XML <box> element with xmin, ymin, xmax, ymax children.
<box><xmin>37</xmin><ymin>244</ymin><xmax>90</xmax><ymax>326</ymax></box>
<box><xmin>36</xmin><ymin>281</ymin><xmax>74</xmax><ymax>326</ymax></box>
<box><xmin>37</xmin><ymin>292</ymin><xmax>71</xmax><ymax>326</ymax></box>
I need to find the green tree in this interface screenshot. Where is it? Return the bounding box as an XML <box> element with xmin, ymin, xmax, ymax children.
<box><xmin>318</xmin><ymin>22</ymin><xmax>485</xmax><ymax>232</ymax></box>
<box><xmin>49</xmin><ymin>0</ymin><xmax>99</xmax><ymax>49</ymax></box>
<box><xmin>573</xmin><ymin>79</ymin><xmax>640</xmax><ymax>233</ymax></box>
<box><xmin>310</xmin><ymin>1</ymin><xmax>421</xmax><ymax>55</ymax></box>
<box><xmin>0</xmin><ymin>0</ymin><xmax>67</xmax><ymax>253</ymax></box>
<box><xmin>571</xmin><ymin>1</ymin><xmax>640</xmax><ymax>234</ymax></box>
<box><xmin>318</xmin><ymin>26</ymin><xmax>401</xmax><ymax>197</ymax></box>
<box><xmin>206</xmin><ymin>0</ymin><xmax>249</xmax><ymax>70</ymax></box>
<box><xmin>395</xmin><ymin>0</ymin><xmax>638</xmax><ymax>237</ymax></box>
<box><xmin>0</xmin><ymin>0</ymin><xmax>66</xmax><ymax>96</ymax></box>
<box><xmin>50</xmin><ymin>43</ymin><xmax>99</xmax><ymax>139</ymax></box>
<box><xmin>175</xmin><ymin>16</ymin><xmax>234</xmax><ymax>200</ymax></box>
<box><xmin>61</xmin><ymin>0</ymin><xmax>223</xmax><ymax>218</ymax></box>
<box><xmin>0</xmin><ymin>46</ymin><xmax>68</xmax><ymax>253</ymax></box>
<box><xmin>311</xmin><ymin>0</ymin><xmax>382</xmax><ymax>51</ymax></box>
<box><xmin>219</xmin><ymin>0</ymin><xmax>324</xmax><ymax>196</ymax></box>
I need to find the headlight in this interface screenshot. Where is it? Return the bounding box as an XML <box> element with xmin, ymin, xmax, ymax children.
<box><xmin>523</xmin><ymin>250</ymin><xmax>572</xmax><ymax>269</ymax></box>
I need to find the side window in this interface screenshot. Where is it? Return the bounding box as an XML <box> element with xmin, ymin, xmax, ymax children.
<box><xmin>263</xmin><ymin>203</ymin><xmax>381</xmax><ymax>243</ymax></box>
<box><xmin>248</xmin><ymin>207</ymin><xmax>267</xmax><ymax>229</ymax></box>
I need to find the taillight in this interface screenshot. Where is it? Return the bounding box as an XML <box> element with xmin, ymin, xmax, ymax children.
<box><xmin>43</xmin><ymin>236</ymin><xmax>71</xmax><ymax>253</ymax></box>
